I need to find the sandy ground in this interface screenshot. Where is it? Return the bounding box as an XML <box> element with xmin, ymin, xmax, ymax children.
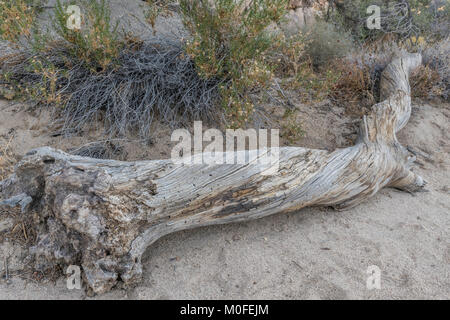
<box><xmin>0</xmin><ymin>98</ymin><xmax>449</xmax><ymax>300</ymax></box>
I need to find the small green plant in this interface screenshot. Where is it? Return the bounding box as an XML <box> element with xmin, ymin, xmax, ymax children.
<box><xmin>180</xmin><ymin>0</ymin><xmax>289</xmax><ymax>127</ymax></box>
<box><xmin>54</xmin><ymin>0</ymin><xmax>121</xmax><ymax>71</ymax></box>
<box><xmin>0</xmin><ymin>0</ymin><xmax>41</xmax><ymax>43</ymax></box>
<box><xmin>270</xmin><ymin>32</ymin><xmax>309</xmax><ymax>77</ymax></box>
<box><xmin>27</xmin><ymin>57</ymin><xmax>61</xmax><ymax>104</ymax></box>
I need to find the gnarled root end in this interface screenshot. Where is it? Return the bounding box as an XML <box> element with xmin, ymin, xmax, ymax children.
<box><xmin>390</xmin><ymin>169</ymin><xmax>427</xmax><ymax>193</ymax></box>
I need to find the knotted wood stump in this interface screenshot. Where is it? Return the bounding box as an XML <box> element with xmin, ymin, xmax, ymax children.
<box><xmin>0</xmin><ymin>53</ymin><xmax>425</xmax><ymax>293</ymax></box>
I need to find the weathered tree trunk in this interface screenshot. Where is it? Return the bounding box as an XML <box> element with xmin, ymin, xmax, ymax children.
<box><xmin>0</xmin><ymin>53</ymin><xmax>425</xmax><ymax>294</ymax></box>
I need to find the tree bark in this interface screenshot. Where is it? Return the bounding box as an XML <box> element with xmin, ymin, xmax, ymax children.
<box><xmin>0</xmin><ymin>53</ymin><xmax>424</xmax><ymax>294</ymax></box>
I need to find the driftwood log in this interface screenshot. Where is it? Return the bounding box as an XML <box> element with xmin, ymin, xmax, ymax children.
<box><xmin>0</xmin><ymin>53</ymin><xmax>425</xmax><ymax>294</ymax></box>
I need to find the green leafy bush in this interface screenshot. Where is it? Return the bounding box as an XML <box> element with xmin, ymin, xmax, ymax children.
<box><xmin>1</xmin><ymin>0</ymin><xmax>124</xmax><ymax>105</ymax></box>
<box><xmin>53</xmin><ymin>0</ymin><xmax>121</xmax><ymax>71</ymax></box>
<box><xmin>0</xmin><ymin>0</ymin><xmax>41</xmax><ymax>43</ymax></box>
<box><xmin>179</xmin><ymin>0</ymin><xmax>289</xmax><ymax>127</ymax></box>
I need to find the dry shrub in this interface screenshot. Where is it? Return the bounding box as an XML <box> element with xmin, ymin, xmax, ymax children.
<box><xmin>410</xmin><ymin>64</ymin><xmax>442</xmax><ymax>99</ymax></box>
<box><xmin>330</xmin><ymin>60</ymin><xmax>375</xmax><ymax>116</ymax></box>
<box><xmin>0</xmin><ymin>1</ymin><xmax>223</xmax><ymax>141</ymax></box>
<box><xmin>0</xmin><ymin>39</ymin><xmax>221</xmax><ymax>140</ymax></box>
<box><xmin>272</xmin><ymin>21</ymin><xmax>357</xmax><ymax>104</ymax></box>
<box><xmin>270</xmin><ymin>32</ymin><xmax>309</xmax><ymax>78</ymax></box>
<box><xmin>327</xmin><ymin>0</ymin><xmax>449</xmax><ymax>44</ymax></box>
<box><xmin>421</xmin><ymin>38</ymin><xmax>449</xmax><ymax>101</ymax></box>
<box><xmin>303</xmin><ymin>20</ymin><xmax>354</xmax><ymax>69</ymax></box>
<box><xmin>329</xmin><ymin>42</ymin><xmax>409</xmax><ymax>114</ymax></box>
<box><xmin>329</xmin><ymin>37</ymin><xmax>448</xmax><ymax>114</ymax></box>
<box><xmin>293</xmin><ymin>61</ymin><xmax>342</xmax><ymax>102</ymax></box>
<box><xmin>272</xmin><ymin>32</ymin><xmax>343</xmax><ymax>103</ymax></box>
